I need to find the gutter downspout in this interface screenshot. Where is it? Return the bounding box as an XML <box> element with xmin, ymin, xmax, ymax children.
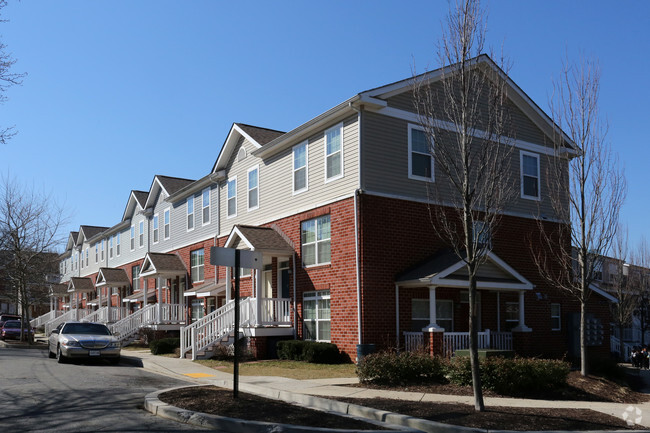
<box><xmin>293</xmin><ymin>253</ymin><xmax>297</xmax><ymax>339</ymax></box>
<box><xmin>349</xmin><ymin>101</ymin><xmax>363</xmax><ymax>346</ymax></box>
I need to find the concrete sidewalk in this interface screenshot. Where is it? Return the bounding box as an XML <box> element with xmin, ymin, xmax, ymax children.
<box><xmin>122</xmin><ymin>349</ymin><xmax>650</xmax><ymax>429</ymax></box>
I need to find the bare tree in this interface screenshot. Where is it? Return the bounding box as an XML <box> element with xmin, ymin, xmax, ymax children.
<box><xmin>532</xmin><ymin>57</ymin><xmax>626</xmax><ymax>375</ymax></box>
<box><xmin>630</xmin><ymin>238</ymin><xmax>650</xmax><ymax>346</ymax></box>
<box><xmin>609</xmin><ymin>226</ymin><xmax>636</xmax><ymax>353</ymax></box>
<box><xmin>413</xmin><ymin>0</ymin><xmax>515</xmax><ymax>412</ymax></box>
<box><xmin>0</xmin><ymin>0</ymin><xmax>26</xmax><ymax>144</ymax></box>
<box><xmin>0</xmin><ymin>175</ymin><xmax>66</xmax><ymax>342</ymax></box>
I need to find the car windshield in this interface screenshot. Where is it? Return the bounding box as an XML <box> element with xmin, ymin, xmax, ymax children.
<box><xmin>4</xmin><ymin>321</ymin><xmax>20</xmax><ymax>329</ymax></box>
<box><xmin>62</xmin><ymin>323</ymin><xmax>111</xmax><ymax>336</ymax></box>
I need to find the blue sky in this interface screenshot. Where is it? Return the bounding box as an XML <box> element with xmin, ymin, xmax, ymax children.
<box><xmin>0</xmin><ymin>1</ymin><xmax>648</xmax><ymax>253</ymax></box>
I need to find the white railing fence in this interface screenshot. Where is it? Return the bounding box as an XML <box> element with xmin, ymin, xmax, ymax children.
<box><xmin>160</xmin><ymin>304</ymin><xmax>183</xmax><ymax>323</ymax></box>
<box><xmin>403</xmin><ymin>330</ymin><xmax>512</xmax><ymax>357</ymax></box>
<box><xmin>30</xmin><ymin>310</ymin><xmax>61</xmax><ymax>329</ymax></box>
<box><xmin>109</xmin><ymin>303</ymin><xmax>158</xmax><ymax>342</ymax></box>
<box><xmin>44</xmin><ymin>309</ymin><xmax>92</xmax><ymax>335</ymax></box>
<box><xmin>403</xmin><ymin>332</ymin><xmax>425</xmax><ymax>352</ymax></box>
<box><xmin>258</xmin><ymin>298</ymin><xmax>291</xmax><ymax>325</ymax></box>
<box><xmin>81</xmin><ymin>307</ymin><xmax>108</xmax><ymax>324</ymax></box>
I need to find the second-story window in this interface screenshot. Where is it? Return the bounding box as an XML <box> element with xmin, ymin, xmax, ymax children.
<box><xmin>202</xmin><ymin>188</ymin><xmax>210</xmax><ymax>225</ymax></box>
<box><xmin>408</xmin><ymin>124</ymin><xmax>434</xmax><ymax>181</ymax></box>
<box><xmin>325</xmin><ymin>123</ymin><xmax>343</xmax><ymax>181</ymax></box>
<box><xmin>109</xmin><ymin>236</ymin><xmax>113</xmax><ymax>259</ymax></box>
<box><xmin>85</xmin><ymin>248</ymin><xmax>89</xmax><ymax>267</ymax></box>
<box><xmin>139</xmin><ymin>221</ymin><xmax>144</xmax><ymax>247</ymax></box>
<box><xmin>227</xmin><ymin>178</ymin><xmax>237</xmax><ymax>217</ymax></box>
<box><xmin>101</xmin><ymin>239</ymin><xmax>105</xmax><ymax>261</ymax></box>
<box><xmin>248</xmin><ymin>166</ymin><xmax>259</xmax><ymax>211</ymax></box>
<box><xmin>164</xmin><ymin>208</ymin><xmax>170</xmax><ymax>239</ymax></box>
<box><xmin>520</xmin><ymin>151</ymin><xmax>540</xmax><ymax>200</ymax></box>
<box><xmin>153</xmin><ymin>214</ymin><xmax>159</xmax><ymax>243</ymax></box>
<box><xmin>293</xmin><ymin>141</ymin><xmax>308</xmax><ymax>193</ymax></box>
<box><xmin>190</xmin><ymin>249</ymin><xmax>204</xmax><ymax>283</ymax></box>
<box><xmin>116</xmin><ymin>233</ymin><xmax>121</xmax><ymax>256</ymax></box>
<box><xmin>130</xmin><ymin>225</ymin><xmax>135</xmax><ymax>251</ymax></box>
<box><xmin>301</xmin><ymin>214</ymin><xmax>331</xmax><ymax>267</ymax></box>
<box><xmin>95</xmin><ymin>244</ymin><xmax>98</xmax><ymax>263</ymax></box>
<box><xmin>187</xmin><ymin>197</ymin><xmax>194</xmax><ymax>231</ymax></box>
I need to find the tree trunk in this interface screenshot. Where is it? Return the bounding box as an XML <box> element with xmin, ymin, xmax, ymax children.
<box><xmin>580</xmin><ymin>300</ymin><xmax>587</xmax><ymax>376</ymax></box>
<box><xmin>468</xmin><ymin>274</ymin><xmax>485</xmax><ymax>411</ymax></box>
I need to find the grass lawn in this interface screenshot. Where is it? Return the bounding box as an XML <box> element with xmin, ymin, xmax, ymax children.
<box><xmin>195</xmin><ymin>359</ymin><xmax>357</xmax><ymax>380</ymax></box>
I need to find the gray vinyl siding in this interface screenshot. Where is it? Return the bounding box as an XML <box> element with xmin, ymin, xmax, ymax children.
<box><xmin>217</xmin><ymin>116</ymin><xmax>359</xmax><ymax>234</ymax></box>
<box><xmin>361</xmin><ymin>111</ymin><xmax>561</xmax><ymax>219</ymax></box>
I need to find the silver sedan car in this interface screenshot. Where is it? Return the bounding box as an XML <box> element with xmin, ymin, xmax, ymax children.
<box><xmin>48</xmin><ymin>321</ymin><xmax>121</xmax><ymax>364</ymax></box>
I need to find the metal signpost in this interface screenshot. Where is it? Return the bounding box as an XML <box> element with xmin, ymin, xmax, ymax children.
<box><xmin>210</xmin><ymin>246</ymin><xmax>262</xmax><ymax>399</ymax></box>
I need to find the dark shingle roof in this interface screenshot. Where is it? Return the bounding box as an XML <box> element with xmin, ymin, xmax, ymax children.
<box><xmin>80</xmin><ymin>225</ymin><xmax>108</xmax><ymax>240</ymax></box>
<box><xmin>68</xmin><ymin>277</ymin><xmax>95</xmax><ymax>293</ymax></box>
<box><xmin>396</xmin><ymin>249</ymin><xmax>463</xmax><ymax>283</ymax></box>
<box><xmin>132</xmin><ymin>190</ymin><xmax>149</xmax><ymax>208</ymax></box>
<box><xmin>235</xmin><ymin>225</ymin><xmax>294</xmax><ymax>253</ymax></box>
<box><xmin>236</xmin><ymin>123</ymin><xmax>285</xmax><ymax>145</ymax></box>
<box><xmin>157</xmin><ymin>175</ymin><xmax>196</xmax><ymax>195</ymax></box>
<box><xmin>97</xmin><ymin>267</ymin><xmax>130</xmax><ymax>286</ymax></box>
<box><xmin>51</xmin><ymin>283</ymin><xmax>68</xmax><ymax>296</ymax></box>
<box><xmin>146</xmin><ymin>253</ymin><xmax>188</xmax><ymax>273</ymax></box>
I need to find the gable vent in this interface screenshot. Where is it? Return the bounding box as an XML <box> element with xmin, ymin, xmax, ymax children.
<box><xmin>237</xmin><ymin>148</ymin><xmax>247</xmax><ymax>162</ymax></box>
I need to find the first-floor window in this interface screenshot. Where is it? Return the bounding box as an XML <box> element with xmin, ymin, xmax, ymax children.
<box><xmin>505</xmin><ymin>302</ymin><xmax>519</xmax><ymax>331</ymax></box>
<box><xmin>301</xmin><ymin>214</ymin><xmax>331</xmax><ymax>266</ymax></box>
<box><xmin>411</xmin><ymin>299</ymin><xmax>453</xmax><ymax>331</ymax></box>
<box><xmin>132</xmin><ymin>265</ymin><xmax>141</xmax><ymax>291</ymax></box>
<box><xmin>191</xmin><ymin>299</ymin><xmax>205</xmax><ymax>321</ymax></box>
<box><xmin>303</xmin><ymin>290</ymin><xmax>330</xmax><ymax>341</ymax></box>
<box><xmin>190</xmin><ymin>249</ymin><xmax>204</xmax><ymax>283</ymax></box>
<box><xmin>551</xmin><ymin>303</ymin><xmax>561</xmax><ymax>331</ymax></box>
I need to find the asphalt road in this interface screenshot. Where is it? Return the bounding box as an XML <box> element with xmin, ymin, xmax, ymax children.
<box><xmin>0</xmin><ymin>346</ymin><xmax>210</xmax><ymax>432</ymax></box>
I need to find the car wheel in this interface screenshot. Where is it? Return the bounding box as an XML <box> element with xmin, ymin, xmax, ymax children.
<box><xmin>56</xmin><ymin>346</ymin><xmax>66</xmax><ymax>364</ymax></box>
<box><xmin>48</xmin><ymin>347</ymin><xmax>56</xmax><ymax>359</ymax></box>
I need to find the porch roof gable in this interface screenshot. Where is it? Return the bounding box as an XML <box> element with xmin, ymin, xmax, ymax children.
<box><xmin>68</xmin><ymin>277</ymin><xmax>95</xmax><ymax>293</ymax></box>
<box><xmin>140</xmin><ymin>252</ymin><xmax>188</xmax><ymax>278</ymax></box>
<box><xmin>224</xmin><ymin>225</ymin><xmax>294</xmax><ymax>256</ymax></box>
<box><xmin>95</xmin><ymin>267</ymin><xmax>131</xmax><ymax>288</ymax></box>
<box><xmin>396</xmin><ymin>249</ymin><xmax>533</xmax><ymax>291</ymax></box>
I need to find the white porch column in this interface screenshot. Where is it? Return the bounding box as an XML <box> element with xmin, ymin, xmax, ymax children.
<box><xmin>143</xmin><ymin>279</ymin><xmax>148</xmax><ymax>307</ymax></box>
<box><xmin>98</xmin><ymin>288</ymin><xmax>102</xmax><ymax>316</ymax></box>
<box><xmin>512</xmin><ymin>290</ymin><xmax>532</xmax><ymax>332</ymax></box>
<box><xmin>225</xmin><ymin>267</ymin><xmax>231</xmax><ymax>303</ymax></box>
<box><xmin>107</xmin><ymin>287</ymin><xmax>112</xmax><ymax>322</ymax></box>
<box><xmin>425</xmin><ymin>286</ymin><xmax>444</xmax><ymax>331</ymax></box>
<box><xmin>50</xmin><ymin>296</ymin><xmax>54</xmax><ymax>313</ymax></box>
<box><xmin>74</xmin><ymin>293</ymin><xmax>79</xmax><ymax>321</ymax></box>
<box><xmin>157</xmin><ymin>277</ymin><xmax>163</xmax><ymax>323</ymax></box>
<box><xmin>255</xmin><ymin>269</ymin><xmax>261</xmax><ymax>326</ymax></box>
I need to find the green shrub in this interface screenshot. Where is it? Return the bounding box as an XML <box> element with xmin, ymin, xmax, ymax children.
<box><xmin>357</xmin><ymin>351</ymin><xmax>447</xmax><ymax>385</ymax></box>
<box><xmin>150</xmin><ymin>337</ymin><xmax>180</xmax><ymax>355</ymax></box>
<box><xmin>277</xmin><ymin>340</ymin><xmax>341</xmax><ymax>364</ymax></box>
<box><xmin>446</xmin><ymin>355</ymin><xmax>570</xmax><ymax>395</ymax></box>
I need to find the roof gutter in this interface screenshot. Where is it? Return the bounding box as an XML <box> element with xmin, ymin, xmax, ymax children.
<box><xmin>165</xmin><ymin>171</ymin><xmax>225</xmax><ymax>204</ymax></box>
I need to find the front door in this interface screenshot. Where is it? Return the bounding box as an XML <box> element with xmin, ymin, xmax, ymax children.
<box><xmin>263</xmin><ymin>266</ymin><xmax>274</xmax><ymax>321</ymax></box>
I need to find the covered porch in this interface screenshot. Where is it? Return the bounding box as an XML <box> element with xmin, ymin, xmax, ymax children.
<box><xmin>396</xmin><ymin>249</ymin><xmax>533</xmax><ymax>357</ymax></box>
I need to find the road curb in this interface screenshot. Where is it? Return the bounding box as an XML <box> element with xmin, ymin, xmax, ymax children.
<box><xmin>0</xmin><ymin>340</ymin><xmax>47</xmax><ymax>350</ymax></box>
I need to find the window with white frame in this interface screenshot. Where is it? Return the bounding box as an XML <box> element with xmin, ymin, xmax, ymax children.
<box><xmin>472</xmin><ymin>221</ymin><xmax>492</xmax><ymax>250</ymax></box>
<box><xmin>139</xmin><ymin>221</ymin><xmax>144</xmax><ymax>247</ymax></box>
<box><xmin>408</xmin><ymin>124</ymin><xmax>434</xmax><ymax>181</ymax></box>
<box><xmin>301</xmin><ymin>215</ymin><xmax>331</xmax><ymax>266</ymax></box>
<box><xmin>187</xmin><ymin>197</ymin><xmax>194</xmax><ymax>231</ymax></box>
<box><xmin>130</xmin><ymin>225</ymin><xmax>135</xmax><ymax>251</ymax></box>
<box><xmin>190</xmin><ymin>249</ymin><xmax>204</xmax><ymax>283</ymax></box>
<box><xmin>116</xmin><ymin>233</ymin><xmax>121</xmax><ymax>256</ymax></box>
<box><xmin>293</xmin><ymin>141</ymin><xmax>308</xmax><ymax>193</ymax></box>
<box><xmin>593</xmin><ymin>258</ymin><xmax>603</xmax><ymax>281</ymax></box>
<box><xmin>520</xmin><ymin>151</ymin><xmax>540</xmax><ymax>200</ymax></box>
<box><xmin>551</xmin><ymin>303</ymin><xmax>561</xmax><ymax>331</ymax></box>
<box><xmin>227</xmin><ymin>178</ymin><xmax>237</xmax><ymax>217</ymax></box>
<box><xmin>411</xmin><ymin>299</ymin><xmax>430</xmax><ymax>331</ymax></box>
<box><xmin>101</xmin><ymin>239</ymin><xmax>105</xmax><ymax>261</ymax></box>
<box><xmin>164</xmin><ymin>208</ymin><xmax>170</xmax><ymax>239</ymax></box>
<box><xmin>85</xmin><ymin>248</ymin><xmax>89</xmax><ymax>267</ymax></box>
<box><xmin>505</xmin><ymin>302</ymin><xmax>519</xmax><ymax>331</ymax></box>
<box><xmin>248</xmin><ymin>166</ymin><xmax>259</xmax><ymax>210</ymax></box>
<box><xmin>80</xmin><ymin>251</ymin><xmax>84</xmax><ymax>269</ymax></box>
<box><xmin>202</xmin><ymin>188</ymin><xmax>210</xmax><ymax>225</ymax></box>
<box><xmin>153</xmin><ymin>214</ymin><xmax>159</xmax><ymax>243</ymax></box>
<box><xmin>132</xmin><ymin>265</ymin><xmax>140</xmax><ymax>291</ymax></box>
<box><xmin>109</xmin><ymin>236</ymin><xmax>113</xmax><ymax>259</ymax></box>
<box><xmin>324</xmin><ymin>123</ymin><xmax>343</xmax><ymax>181</ymax></box>
<box><xmin>303</xmin><ymin>290</ymin><xmax>330</xmax><ymax>341</ymax></box>
<box><xmin>95</xmin><ymin>244</ymin><xmax>98</xmax><ymax>263</ymax></box>
<box><xmin>410</xmin><ymin>299</ymin><xmax>453</xmax><ymax>332</ymax></box>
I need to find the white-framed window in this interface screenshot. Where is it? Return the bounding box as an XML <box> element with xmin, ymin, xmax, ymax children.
<box><xmin>551</xmin><ymin>303</ymin><xmax>561</xmax><ymax>331</ymax></box>
<box><xmin>303</xmin><ymin>290</ymin><xmax>330</xmax><ymax>342</ymax></box>
<box><xmin>324</xmin><ymin>123</ymin><xmax>343</xmax><ymax>182</ymax></box>
<box><xmin>116</xmin><ymin>233</ymin><xmax>121</xmax><ymax>256</ymax></box>
<box><xmin>247</xmin><ymin>165</ymin><xmax>259</xmax><ymax>211</ymax></box>
<box><xmin>186</xmin><ymin>197</ymin><xmax>194</xmax><ymax>231</ymax></box>
<box><xmin>85</xmin><ymin>248</ymin><xmax>89</xmax><ymax>267</ymax></box>
<box><xmin>95</xmin><ymin>244</ymin><xmax>98</xmax><ymax>264</ymax></box>
<box><xmin>593</xmin><ymin>259</ymin><xmax>603</xmax><ymax>281</ymax></box>
<box><xmin>227</xmin><ymin>177</ymin><xmax>237</xmax><ymax>218</ymax></box>
<box><xmin>411</xmin><ymin>299</ymin><xmax>453</xmax><ymax>332</ymax></box>
<box><xmin>101</xmin><ymin>239</ymin><xmax>105</xmax><ymax>261</ymax></box>
<box><xmin>109</xmin><ymin>236</ymin><xmax>113</xmax><ymax>259</ymax></box>
<box><xmin>520</xmin><ymin>151</ymin><xmax>540</xmax><ymax>200</ymax></box>
<box><xmin>153</xmin><ymin>214</ymin><xmax>159</xmax><ymax>244</ymax></box>
<box><xmin>411</xmin><ymin>299</ymin><xmax>430</xmax><ymax>331</ymax></box>
<box><xmin>190</xmin><ymin>249</ymin><xmax>205</xmax><ymax>283</ymax></box>
<box><xmin>301</xmin><ymin>214</ymin><xmax>331</xmax><ymax>267</ymax></box>
<box><xmin>139</xmin><ymin>221</ymin><xmax>144</xmax><ymax>247</ymax></box>
<box><xmin>239</xmin><ymin>267</ymin><xmax>252</xmax><ymax>278</ymax></box>
<box><xmin>132</xmin><ymin>265</ymin><xmax>141</xmax><ymax>291</ymax></box>
<box><xmin>472</xmin><ymin>221</ymin><xmax>492</xmax><ymax>250</ymax></box>
<box><xmin>408</xmin><ymin>124</ymin><xmax>434</xmax><ymax>182</ymax></box>
<box><xmin>164</xmin><ymin>208</ymin><xmax>170</xmax><ymax>240</ymax></box>
<box><xmin>202</xmin><ymin>188</ymin><xmax>210</xmax><ymax>225</ymax></box>
<box><xmin>130</xmin><ymin>225</ymin><xmax>135</xmax><ymax>251</ymax></box>
<box><xmin>293</xmin><ymin>141</ymin><xmax>308</xmax><ymax>194</ymax></box>
<box><xmin>505</xmin><ymin>302</ymin><xmax>519</xmax><ymax>331</ymax></box>
<box><xmin>80</xmin><ymin>251</ymin><xmax>84</xmax><ymax>269</ymax></box>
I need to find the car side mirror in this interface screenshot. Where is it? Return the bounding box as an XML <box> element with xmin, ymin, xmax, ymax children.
<box><xmin>50</xmin><ymin>329</ymin><xmax>59</xmax><ymax>335</ymax></box>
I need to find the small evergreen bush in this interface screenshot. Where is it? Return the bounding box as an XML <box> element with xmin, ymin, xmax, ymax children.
<box><xmin>277</xmin><ymin>340</ymin><xmax>305</xmax><ymax>360</ymax></box>
<box><xmin>357</xmin><ymin>351</ymin><xmax>447</xmax><ymax>385</ymax></box>
<box><xmin>277</xmin><ymin>340</ymin><xmax>341</xmax><ymax>363</ymax></box>
<box><xmin>150</xmin><ymin>337</ymin><xmax>181</xmax><ymax>355</ymax></box>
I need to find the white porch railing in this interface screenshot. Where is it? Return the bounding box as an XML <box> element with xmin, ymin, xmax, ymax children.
<box><xmin>180</xmin><ymin>298</ymin><xmax>256</xmax><ymax>360</ymax></box>
<box><xmin>404</xmin><ymin>332</ymin><xmax>425</xmax><ymax>352</ymax></box>
<box><xmin>403</xmin><ymin>330</ymin><xmax>512</xmax><ymax>357</ymax></box>
<box><xmin>30</xmin><ymin>310</ymin><xmax>61</xmax><ymax>329</ymax></box>
<box><xmin>81</xmin><ymin>307</ymin><xmax>128</xmax><ymax>324</ymax></box>
<box><xmin>45</xmin><ymin>309</ymin><xmax>92</xmax><ymax>335</ymax></box>
<box><xmin>109</xmin><ymin>303</ymin><xmax>158</xmax><ymax>343</ymax></box>
<box><xmin>160</xmin><ymin>303</ymin><xmax>184</xmax><ymax>324</ymax></box>
<box><xmin>257</xmin><ymin>298</ymin><xmax>291</xmax><ymax>325</ymax></box>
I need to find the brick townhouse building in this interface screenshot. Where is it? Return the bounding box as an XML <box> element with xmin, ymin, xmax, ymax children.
<box><xmin>42</xmin><ymin>55</ymin><xmax>616</xmax><ymax>361</ymax></box>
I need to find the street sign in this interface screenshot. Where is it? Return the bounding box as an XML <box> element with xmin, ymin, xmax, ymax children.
<box><xmin>210</xmin><ymin>247</ymin><xmax>263</xmax><ymax>269</ymax></box>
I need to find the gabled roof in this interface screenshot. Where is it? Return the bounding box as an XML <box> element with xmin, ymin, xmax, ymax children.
<box><xmin>49</xmin><ymin>283</ymin><xmax>68</xmax><ymax>297</ymax></box>
<box><xmin>65</xmin><ymin>232</ymin><xmax>79</xmax><ymax>251</ymax></box>
<box><xmin>396</xmin><ymin>248</ymin><xmax>533</xmax><ymax>291</ymax></box>
<box><xmin>225</xmin><ymin>225</ymin><xmax>294</xmax><ymax>255</ymax></box>
<box><xmin>140</xmin><ymin>252</ymin><xmax>187</xmax><ymax>278</ymax></box>
<box><xmin>122</xmin><ymin>190</ymin><xmax>149</xmax><ymax>222</ymax></box>
<box><xmin>95</xmin><ymin>267</ymin><xmax>131</xmax><ymax>288</ymax></box>
<box><xmin>77</xmin><ymin>225</ymin><xmax>108</xmax><ymax>245</ymax></box>
<box><xmin>68</xmin><ymin>277</ymin><xmax>95</xmax><ymax>293</ymax></box>
<box><xmin>212</xmin><ymin>123</ymin><xmax>285</xmax><ymax>173</ymax></box>
<box><xmin>144</xmin><ymin>175</ymin><xmax>196</xmax><ymax>210</ymax></box>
